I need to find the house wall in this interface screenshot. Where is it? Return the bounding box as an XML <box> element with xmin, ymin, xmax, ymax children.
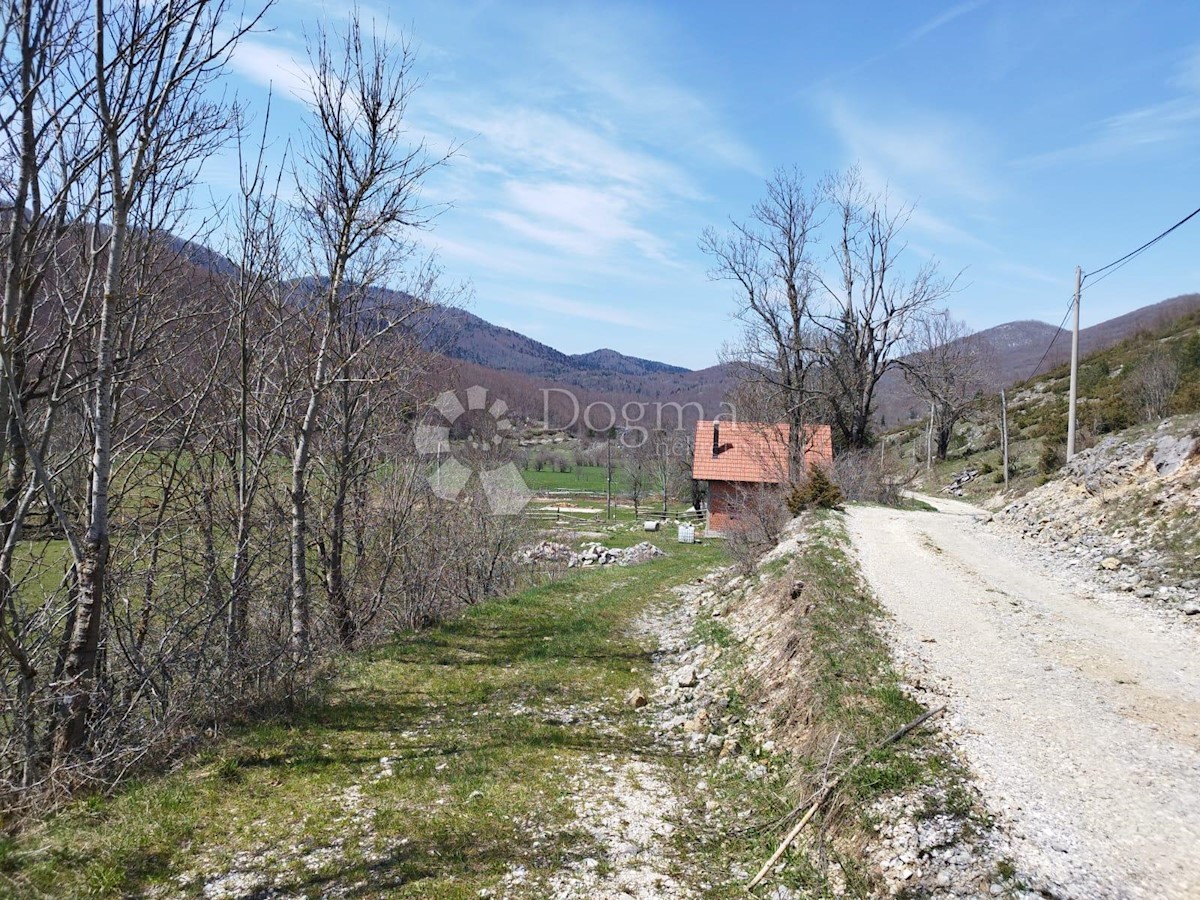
<box><xmin>707</xmin><ymin>480</ymin><xmax>737</xmax><ymax>535</ymax></box>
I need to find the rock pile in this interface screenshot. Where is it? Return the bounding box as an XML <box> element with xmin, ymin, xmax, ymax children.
<box><xmin>943</xmin><ymin>468</ymin><xmax>979</xmax><ymax>496</ymax></box>
<box><xmin>516</xmin><ymin>540</ymin><xmax>575</xmax><ymax>564</ymax></box>
<box><xmin>571</xmin><ymin>543</ymin><xmax>623</xmax><ymax>566</ymax></box>
<box><xmin>517</xmin><ymin>540</ymin><xmax>666</xmax><ymax>568</ymax></box>
<box><xmin>996</xmin><ymin>418</ymin><xmax>1200</xmax><ymax>612</ymax></box>
<box><xmin>615</xmin><ymin>541</ymin><xmax>667</xmax><ymax>567</ymax></box>
<box><xmin>636</xmin><ymin>571</ymin><xmax>769</xmax><ymax>787</ymax></box>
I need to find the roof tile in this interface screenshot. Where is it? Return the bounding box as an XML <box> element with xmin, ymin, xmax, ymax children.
<box><xmin>691</xmin><ymin>420</ymin><xmax>834</xmax><ymax>483</ymax></box>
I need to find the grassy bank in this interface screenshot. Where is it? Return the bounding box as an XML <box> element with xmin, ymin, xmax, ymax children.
<box><xmin>719</xmin><ymin>512</ymin><xmax>990</xmax><ymax>895</ymax></box>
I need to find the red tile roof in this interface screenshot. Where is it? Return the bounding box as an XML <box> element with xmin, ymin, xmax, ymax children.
<box><xmin>691</xmin><ymin>420</ymin><xmax>834</xmax><ymax>484</ymax></box>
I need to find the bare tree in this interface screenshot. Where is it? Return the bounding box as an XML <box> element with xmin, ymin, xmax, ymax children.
<box><xmin>813</xmin><ymin>169</ymin><xmax>955</xmax><ymax>450</ymax></box>
<box><xmin>620</xmin><ymin>435</ymin><xmax>649</xmax><ymax>518</ymax></box>
<box><xmin>0</xmin><ymin>0</ymin><xmax>100</xmax><ymax>786</ymax></box>
<box><xmin>1124</xmin><ymin>351</ymin><xmax>1180</xmax><ymax>422</ymax></box>
<box><xmin>211</xmin><ymin>109</ymin><xmax>297</xmax><ymax>663</ymax></box>
<box><xmin>52</xmin><ymin>0</ymin><xmax>260</xmax><ymax>764</ymax></box>
<box><xmin>646</xmin><ymin>428</ymin><xmax>689</xmax><ymax>516</ymax></box>
<box><xmin>702</xmin><ymin>167</ymin><xmax>820</xmax><ymax>480</ymax></box>
<box><xmin>0</xmin><ymin>1</ymin><xmax>540</xmax><ymax>812</ymax></box>
<box><xmin>900</xmin><ymin>311</ymin><xmax>988</xmax><ymax>460</ymax></box>
<box><xmin>288</xmin><ymin>14</ymin><xmax>452</xmax><ymax>660</ymax></box>
<box><xmin>314</xmin><ymin>267</ymin><xmax>447</xmax><ymax>650</ymax></box>
<box><xmin>723</xmin><ymin>484</ymin><xmax>788</xmax><ymax>575</ymax></box>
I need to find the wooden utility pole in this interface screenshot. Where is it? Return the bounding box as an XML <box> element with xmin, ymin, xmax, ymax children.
<box><xmin>1000</xmin><ymin>390</ymin><xmax>1009</xmax><ymax>490</ymax></box>
<box><xmin>1066</xmin><ymin>265</ymin><xmax>1081</xmax><ymax>461</ymax></box>
<box><xmin>926</xmin><ymin>401</ymin><xmax>934</xmax><ymax>473</ymax></box>
<box><xmin>605</xmin><ymin>435</ymin><xmax>612</xmax><ymax>520</ymax></box>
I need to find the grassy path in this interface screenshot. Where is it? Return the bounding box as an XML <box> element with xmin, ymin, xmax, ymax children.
<box><xmin>1</xmin><ymin>534</ymin><xmax>770</xmax><ymax>899</ymax></box>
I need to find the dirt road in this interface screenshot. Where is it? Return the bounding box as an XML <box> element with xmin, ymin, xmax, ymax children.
<box><xmin>847</xmin><ymin>497</ymin><xmax>1200</xmax><ymax>900</ymax></box>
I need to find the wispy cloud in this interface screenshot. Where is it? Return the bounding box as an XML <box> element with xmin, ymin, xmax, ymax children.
<box><xmin>906</xmin><ymin>207</ymin><xmax>996</xmax><ymax>251</ymax></box>
<box><xmin>824</xmin><ymin>96</ymin><xmax>999</xmax><ymax>207</ymax></box>
<box><xmin>909</xmin><ymin>1</ymin><xmax>988</xmax><ymax>42</ymax></box>
<box><xmin>1170</xmin><ymin>42</ymin><xmax>1200</xmax><ymax>93</ymax></box>
<box><xmin>491</xmin><ymin>181</ymin><xmax>674</xmax><ymax>264</ymax></box>
<box><xmin>497</xmin><ymin>290</ymin><xmax>648</xmax><ymax>329</ymax></box>
<box><xmin>532</xmin><ymin>6</ymin><xmax>763</xmax><ymax>177</ymax></box>
<box><xmin>437</xmin><ymin>105</ymin><xmax>701</xmax><ymax>203</ymax></box>
<box><xmin>815</xmin><ymin>1</ymin><xmax>988</xmax><ymax>88</ymax></box>
<box><xmin>1016</xmin><ymin>42</ymin><xmax>1200</xmax><ymax>167</ymax></box>
<box><xmin>408</xmin><ymin>5</ymin><xmax>760</xmax><ymax>280</ymax></box>
<box><xmin>227</xmin><ymin>38</ymin><xmax>315</xmax><ymax>105</ymax></box>
<box><xmin>993</xmin><ymin>261</ymin><xmax>1062</xmax><ymax>287</ymax></box>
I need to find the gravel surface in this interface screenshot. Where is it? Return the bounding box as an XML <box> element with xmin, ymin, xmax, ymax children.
<box><xmin>847</xmin><ymin>496</ymin><xmax>1200</xmax><ymax>900</ymax></box>
<box><xmin>543</xmin><ymin>586</ymin><xmax>706</xmax><ymax>899</ymax></box>
<box><xmin>545</xmin><ymin>757</ymin><xmax>695</xmax><ymax>900</ymax></box>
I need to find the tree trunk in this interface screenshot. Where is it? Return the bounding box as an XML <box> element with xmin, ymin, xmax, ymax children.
<box><xmin>227</xmin><ymin>517</ymin><xmax>251</xmax><ymax>662</ymax></box>
<box><xmin>54</xmin><ymin>532</ymin><xmax>108</xmax><ymax>761</ymax></box>
<box><xmin>935</xmin><ymin>416</ymin><xmax>953</xmax><ymax>461</ymax></box>
<box><xmin>290</xmin><ymin>434</ymin><xmax>312</xmax><ymax>662</ymax></box>
<box><xmin>53</xmin><ymin>214</ymin><xmax>124</xmax><ymax>764</ymax></box>
<box><xmin>326</xmin><ymin>477</ymin><xmax>353</xmax><ymax>648</ymax></box>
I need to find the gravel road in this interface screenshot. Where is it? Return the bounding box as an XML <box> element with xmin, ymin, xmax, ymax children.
<box><xmin>847</xmin><ymin>496</ymin><xmax>1200</xmax><ymax>900</ymax></box>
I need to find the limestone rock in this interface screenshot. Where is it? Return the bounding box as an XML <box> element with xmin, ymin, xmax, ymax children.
<box><xmin>674</xmin><ymin>665</ymin><xmax>698</xmax><ymax>688</ymax></box>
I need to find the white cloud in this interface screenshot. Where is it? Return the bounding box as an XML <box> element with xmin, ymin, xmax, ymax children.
<box><xmin>497</xmin><ymin>290</ymin><xmax>648</xmax><ymax>329</ymax></box>
<box><xmin>1170</xmin><ymin>43</ymin><xmax>1200</xmax><ymax>93</ymax></box>
<box><xmin>908</xmin><ymin>1</ymin><xmax>988</xmax><ymax>43</ymax></box>
<box><xmin>906</xmin><ymin>207</ymin><xmax>995</xmax><ymax>252</ymax></box>
<box><xmin>497</xmin><ymin>181</ymin><xmax>674</xmax><ymax>263</ymax></box>
<box><xmin>825</xmin><ymin>97</ymin><xmax>999</xmax><ymax>206</ymax></box>
<box><xmin>227</xmin><ymin>38</ymin><xmax>315</xmax><ymax>105</ymax></box>
<box><xmin>531</xmin><ymin>6</ymin><xmax>763</xmax><ymax>177</ymax></box>
<box><xmin>1017</xmin><ymin>42</ymin><xmax>1200</xmax><ymax>167</ymax></box>
<box><xmin>993</xmin><ymin>261</ymin><xmax>1062</xmax><ymax>287</ymax></box>
<box><xmin>436</xmin><ymin>104</ymin><xmax>701</xmax><ymax>202</ymax></box>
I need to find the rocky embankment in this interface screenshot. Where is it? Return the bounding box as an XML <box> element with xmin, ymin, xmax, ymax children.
<box><xmin>996</xmin><ymin>418</ymin><xmax>1199</xmax><ymax>613</ymax></box>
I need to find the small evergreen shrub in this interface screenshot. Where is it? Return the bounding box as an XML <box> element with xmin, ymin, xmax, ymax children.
<box><xmin>787</xmin><ymin>466</ymin><xmax>844</xmax><ymax>514</ymax></box>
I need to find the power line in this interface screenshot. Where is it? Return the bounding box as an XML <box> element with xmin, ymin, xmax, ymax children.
<box><xmin>1026</xmin><ymin>296</ymin><xmax>1076</xmax><ymax>382</ymax></box>
<box><xmin>1023</xmin><ymin>201</ymin><xmax>1200</xmax><ymax>383</ymax></box>
<box><xmin>1082</xmin><ymin>203</ymin><xmax>1200</xmax><ymax>283</ymax></box>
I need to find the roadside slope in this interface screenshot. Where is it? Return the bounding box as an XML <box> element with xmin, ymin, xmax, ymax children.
<box><xmin>847</xmin><ymin>498</ymin><xmax>1200</xmax><ymax>899</ymax></box>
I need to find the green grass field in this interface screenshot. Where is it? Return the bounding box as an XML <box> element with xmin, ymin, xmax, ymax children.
<box><xmin>519</xmin><ymin>464</ymin><xmax>610</xmax><ymax>492</ymax></box>
<box><xmin>2</xmin><ymin>532</ymin><xmax>786</xmax><ymax>899</ymax></box>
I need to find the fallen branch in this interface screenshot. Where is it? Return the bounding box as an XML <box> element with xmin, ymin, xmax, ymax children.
<box><xmin>746</xmin><ymin>705</ymin><xmax>946</xmax><ymax>892</ymax></box>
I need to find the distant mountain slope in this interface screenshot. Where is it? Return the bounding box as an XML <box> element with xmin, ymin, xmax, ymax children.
<box><xmin>422</xmin><ymin>306</ymin><xmax>576</xmax><ymax>376</ymax></box>
<box><xmin>171</xmin><ymin>233</ymin><xmax>1198</xmax><ymax>432</ymax></box>
<box><xmin>876</xmin><ymin>293</ymin><xmax>1200</xmax><ymax>425</ymax></box>
<box><xmin>422</xmin><ymin>307</ymin><xmax>696</xmax><ymax>400</ymax></box>
<box><xmin>423</xmin><ymin>306</ymin><xmax>687</xmax><ymax>383</ymax></box>
<box><xmin>569</xmin><ymin>348</ymin><xmax>687</xmax><ymax>376</ymax></box>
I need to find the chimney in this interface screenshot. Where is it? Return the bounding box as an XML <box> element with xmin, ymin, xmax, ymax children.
<box><xmin>711</xmin><ymin>422</ymin><xmax>720</xmax><ymax>457</ymax></box>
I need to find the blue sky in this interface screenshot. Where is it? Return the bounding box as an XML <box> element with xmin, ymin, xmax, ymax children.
<box><xmin>220</xmin><ymin>0</ymin><xmax>1200</xmax><ymax>369</ymax></box>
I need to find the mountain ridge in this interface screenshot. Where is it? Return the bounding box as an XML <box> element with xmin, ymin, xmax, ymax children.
<box><xmin>173</xmin><ymin>234</ymin><xmax>1199</xmax><ymax>427</ymax></box>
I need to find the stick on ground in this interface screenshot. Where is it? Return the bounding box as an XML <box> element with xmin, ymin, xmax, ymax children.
<box><xmin>746</xmin><ymin>705</ymin><xmax>947</xmax><ymax>891</ymax></box>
